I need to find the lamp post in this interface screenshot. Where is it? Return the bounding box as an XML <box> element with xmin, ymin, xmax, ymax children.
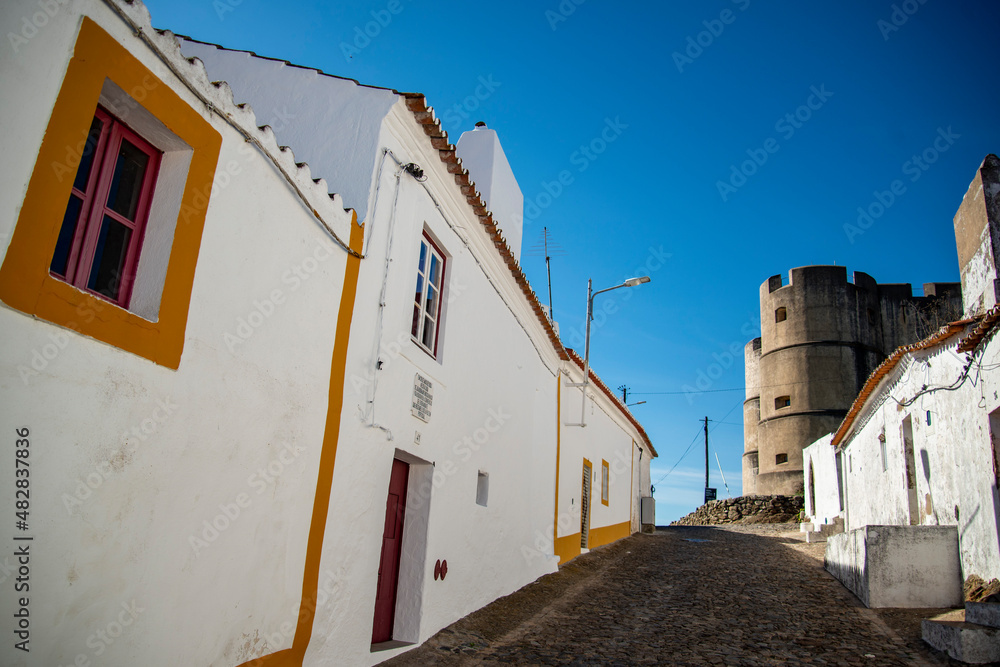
<box><xmin>570</xmin><ymin>276</ymin><xmax>651</xmax><ymax>426</ymax></box>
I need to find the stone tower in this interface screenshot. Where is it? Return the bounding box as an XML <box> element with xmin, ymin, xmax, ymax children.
<box><xmin>743</xmin><ymin>337</ymin><xmax>761</xmax><ymax>495</ymax></box>
<box><xmin>743</xmin><ymin>266</ymin><xmax>962</xmax><ymax>496</ymax></box>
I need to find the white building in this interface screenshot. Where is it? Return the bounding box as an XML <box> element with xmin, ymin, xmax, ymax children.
<box><xmin>805</xmin><ymin>155</ymin><xmax>1000</xmax><ymax>606</ymax></box>
<box><xmin>0</xmin><ymin>2</ymin><xmax>655</xmax><ymax>665</ymax></box>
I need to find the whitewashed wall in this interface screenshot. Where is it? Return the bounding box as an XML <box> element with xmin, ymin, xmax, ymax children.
<box><xmin>178</xmin><ymin>38</ymin><xmax>397</xmax><ymax>221</ymax></box>
<box><xmin>0</xmin><ymin>2</ymin><xmax>356</xmax><ymax>666</ymax></box>
<box><xmin>839</xmin><ymin>338</ymin><xmax>1000</xmax><ymax>581</ymax></box>
<box><xmin>301</xmin><ymin>103</ymin><xmax>565</xmax><ymax>666</ymax></box>
<box><xmin>556</xmin><ymin>362</ymin><xmax>653</xmax><ymax>558</ymax></box>
<box><xmin>802</xmin><ymin>434</ymin><xmax>842</xmax><ymax>526</ymax></box>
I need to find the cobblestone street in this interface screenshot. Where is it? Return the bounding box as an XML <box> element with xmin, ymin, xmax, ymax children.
<box><xmin>385</xmin><ymin>526</ymin><xmax>960</xmax><ymax>666</ymax></box>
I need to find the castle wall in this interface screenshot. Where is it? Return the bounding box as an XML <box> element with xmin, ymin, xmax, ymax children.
<box><xmin>745</xmin><ymin>266</ymin><xmax>962</xmax><ymax>497</ymax></box>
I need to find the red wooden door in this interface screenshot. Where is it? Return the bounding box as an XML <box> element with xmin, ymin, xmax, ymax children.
<box><xmin>372</xmin><ymin>459</ymin><xmax>409</xmax><ymax>643</ymax></box>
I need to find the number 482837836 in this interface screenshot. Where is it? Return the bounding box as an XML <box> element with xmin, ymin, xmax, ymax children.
<box><xmin>15</xmin><ymin>427</ymin><xmax>29</xmax><ymax>530</ymax></box>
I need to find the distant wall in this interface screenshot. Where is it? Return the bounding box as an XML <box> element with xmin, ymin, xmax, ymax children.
<box><xmin>746</xmin><ymin>265</ymin><xmax>962</xmax><ymax>496</ymax></box>
<box><xmin>953</xmin><ymin>154</ymin><xmax>1000</xmax><ymax>317</ymax></box>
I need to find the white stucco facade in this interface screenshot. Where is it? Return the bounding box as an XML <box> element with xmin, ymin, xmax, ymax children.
<box><xmin>802</xmin><ymin>434</ymin><xmax>842</xmax><ymax>527</ymax></box>
<box><xmin>455</xmin><ymin>125</ymin><xmax>525</xmax><ymax>261</ymax></box>
<box><xmin>0</xmin><ymin>1</ymin><xmax>358</xmax><ymax>665</ymax></box>
<box><xmin>0</xmin><ymin>2</ymin><xmax>655</xmax><ymax>666</ymax></box>
<box><xmin>803</xmin><ymin>156</ymin><xmax>1000</xmax><ymax>599</ymax></box>
<box><xmin>833</xmin><ymin>333</ymin><xmax>1000</xmax><ymax>582</ymax></box>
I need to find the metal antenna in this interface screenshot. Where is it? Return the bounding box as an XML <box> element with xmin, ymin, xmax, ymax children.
<box><xmin>526</xmin><ymin>228</ymin><xmax>565</xmax><ymax>319</ymax></box>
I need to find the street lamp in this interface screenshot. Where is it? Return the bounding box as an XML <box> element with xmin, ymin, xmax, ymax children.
<box><xmin>569</xmin><ymin>276</ymin><xmax>651</xmax><ymax>426</ymax></box>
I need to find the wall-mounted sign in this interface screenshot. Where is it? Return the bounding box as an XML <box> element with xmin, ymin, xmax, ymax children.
<box><xmin>412</xmin><ymin>373</ymin><xmax>433</xmax><ymax>422</ymax></box>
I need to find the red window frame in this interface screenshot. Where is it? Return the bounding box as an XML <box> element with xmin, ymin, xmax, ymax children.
<box><xmin>411</xmin><ymin>233</ymin><xmax>446</xmax><ymax>357</ymax></box>
<box><xmin>50</xmin><ymin>106</ymin><xmax>161</xmax><ymax>308</ymax></box>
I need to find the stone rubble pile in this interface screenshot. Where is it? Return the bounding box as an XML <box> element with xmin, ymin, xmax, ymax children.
<box><xmin>964</xmin><ymin>574</ymin><xmax>1000</xmax><ymax>602</ymax></box>
<box><xmin>670</xmin><ymin>495</ymin><xmax>803</xmax><ymax>526</ymax></box>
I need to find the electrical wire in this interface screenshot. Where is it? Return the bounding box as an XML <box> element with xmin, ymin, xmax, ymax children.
<box><xmin>99</xmin><ymin>0</ymin><xmax>362</xmax><ymax>258</ymax></box>
<box><xmin>651</xmin><ymin>425</ymin><xmax>704</xmax><ymax>488</ymax></box>
<box><xmin>651</xmin><ymin>398</ymin><xmax>742</xmax><ymax>489</ymax></box>
<box><xmin>631</xmin><ymin>376</ymin><xmax>849</xmax><ymax>397</ymax></box>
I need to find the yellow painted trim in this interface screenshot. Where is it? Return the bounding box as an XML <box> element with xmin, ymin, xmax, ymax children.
<box><xmin>601</xmin><ymin>459</ymin><xmax>610</xmax><ymax>507</ymax></box>
<box><xmin>0</xmin><ymin>18</ymin><xmax>221</xmax><ymax>369</ymax></box>
<box><xmin>581</xmin><ymin>458</ymin><xmax>592</xmax><ymax>549</ymax></box>
<box><xmin>235</xmin><ymin>217</ymin><xmax>364</xmax><ymax>667</ymax></box>
<box><xmin>554</xmin><ymin>533</ymin><xmax>581</xmax><ymax>565</ymax></box>
<box><xmin>588</xmin><ymin>520</ymin><xmax>631</xmax><ymax>549</ymax></box>
<box><xmin>629</xmin><ymin>441</ymin><xmax>635</xmax><ymax>532</ymax></box>
<box><xmin>553</xmin><ymin>371</ymin><xmax>562</xmax><ymax>554</ymax></box>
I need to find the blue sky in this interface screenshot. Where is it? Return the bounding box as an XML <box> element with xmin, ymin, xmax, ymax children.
<box><xmin>143</xmin><ymin>0</ymin><xmax>1000</xmax><ymax>523</ymax></box>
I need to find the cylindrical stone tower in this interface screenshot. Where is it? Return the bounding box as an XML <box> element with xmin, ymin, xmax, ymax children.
<box><xmin>755</xmin><ymin>267</ymin><xmax>884</xmax><ymax>496</ymax></box>
<box><xmin>742</xmin><ymin>265</ymin><xmax>962</xmax><ymax>498</ymax></box>
<box><xmin>743</xmin><ymin>338</ymin><xmax>761</xmax><ymax>495</ymax></box>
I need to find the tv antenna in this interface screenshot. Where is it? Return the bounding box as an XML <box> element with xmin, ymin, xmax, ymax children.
<box><xmin>526</xmin><ymin>227</ymin><xmax>565</xmax><ymax>320</ymax></box>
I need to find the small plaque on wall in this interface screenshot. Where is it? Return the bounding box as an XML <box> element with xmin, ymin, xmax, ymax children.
<box><xmin>412</xmin><ymin>373</ymin><xmax>433</xmax><ymax>422</ymax></box>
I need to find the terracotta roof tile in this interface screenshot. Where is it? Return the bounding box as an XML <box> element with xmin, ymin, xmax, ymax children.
<box><xmin>170</xmin><ymin>36</ymin><xmax>652</xmax><ymax>455</ymax></box>
<box><xmin>832</xmin><ymin>316</ymin><xmax>980</xmax><ymax>449</ymax></box>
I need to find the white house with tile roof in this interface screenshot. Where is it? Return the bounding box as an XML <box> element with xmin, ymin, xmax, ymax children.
<box><xmin>0</xmin><ymin>1</ymin><xmax>655</xmax><ymax>665</ymax></box>
<box><xmin>0</xmin><ymin>1</ymin><xmax>362</xmax><ymax>665</ymax></box>
<box><xmin>179</xmin><ymin>35</ymin><xmax>656</xmax><ymax>666</ymax></box>
<box><xmin>805</xmin><ymin>156</ymin><xmax>1000</xmax><ymax>608</ymax></box>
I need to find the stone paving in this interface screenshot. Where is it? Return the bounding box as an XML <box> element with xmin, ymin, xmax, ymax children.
<box><xmin>385</xmin><ymin>525</ymin><xmax>962</xmax><ymax>666</ymax></box>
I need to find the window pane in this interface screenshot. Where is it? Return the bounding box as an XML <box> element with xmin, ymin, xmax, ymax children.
<box><xmin>413</xmin><ymin>273</ymin><xmax>424</xmax><ymax>305</ymax></box>
<box><xmin>106</xmin><ymin>138</ymin><xmax>149</xmax><ymax>221</ymax></box>
<box><xmin>87</xmin><ymin>215</ymin><xmax>132</xmax><ymax>300</ymax></box>
<box><xmin>422</xmin><ymin>315</ymin><xmax>435</xmax><ymax>349</ymax></box>
<box><xmin>428</xmin><ymin>253</ymin><xmax>440</xmax><ymax>289</ymax></box>
<box><xmin>50</xmin><ymin>195</ymin><xmax>83</xmax><ymax>277</ymax></box>
<box><xmin>417</xmin><ymin>242</ymin><xmax>427</xmax><ymax>274</ymax></box>
<box><xmin>411</xmin><ymin>303</ymin><xmax>421</xmax><ymax>338</ymax></box>
<box><xmin>424</xmin><ymin>283</ymin><xmax>439</xmax><ymax>320</ymax></box>
<box><xmin>73</xmin><ymin>117</ymin><xmax>104</xmax><ymax>192</ymax></box>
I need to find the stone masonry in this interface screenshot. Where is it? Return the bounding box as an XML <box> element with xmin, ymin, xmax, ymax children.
<box><xmin>670</xmin><ymin>495</ymin><xmax>803</xmax><ymax>526</ymax></box>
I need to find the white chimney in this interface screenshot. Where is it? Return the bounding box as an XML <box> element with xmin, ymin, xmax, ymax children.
<box><xmin>456</xmin><ymin>122</ymin><xmax>524</xmax><ymax>261</ymax></box>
